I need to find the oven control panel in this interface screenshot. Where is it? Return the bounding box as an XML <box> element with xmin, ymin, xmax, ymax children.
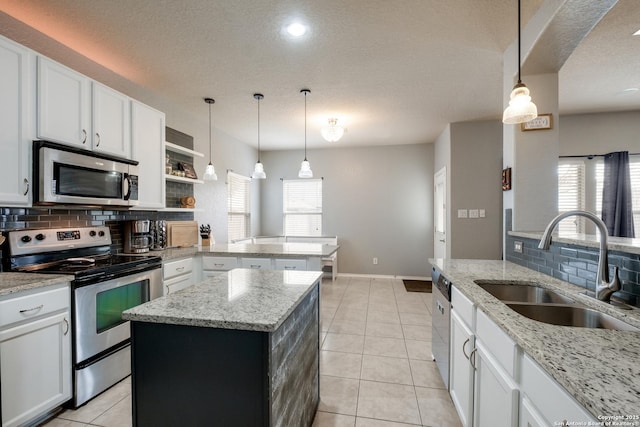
<box><xmin>8</xmin><ymin>226</ymin><xmax>112</xmax><ymax>256</ymax></box>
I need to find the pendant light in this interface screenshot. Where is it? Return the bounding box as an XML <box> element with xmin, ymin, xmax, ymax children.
<box><xmin>203</xmin><ymin>97</ymin><xmax>218</xmax><ymax>181</ymax></box>
<box><xmin>298</xmin><ymin>89</ymin><xmax>313</xmax><ymax>178</ymax></box>
<box><xmin>502</xmin><ymin>0</ymin><xmax>538</xmax><ymax>124</ymax></box>
<box><xmin>251</xmin><ymin>93</ymin><xmax>266</xmax><ymax>179</ymax></box>
<box><xmin>321</xmin><ymin>118</ymin><xmax>345</xmax><ymax>142</ymax></box>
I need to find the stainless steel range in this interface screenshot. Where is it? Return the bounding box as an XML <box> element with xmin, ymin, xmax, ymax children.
<box><xmin>6</xmin><ymin>226</ymin><xmax>162</xmax><ymax>407</ymax></box>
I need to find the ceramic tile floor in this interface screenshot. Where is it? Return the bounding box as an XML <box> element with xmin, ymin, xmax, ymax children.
<box><xmin>43</xmin><ymin>277</ymin><xmax>461</xmax><ymax>427</ymax></box>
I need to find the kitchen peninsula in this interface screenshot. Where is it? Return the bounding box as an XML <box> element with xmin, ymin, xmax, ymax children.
<box><xmin>122</xmin><ymin>268</ymin><xmax>322</xmax><ymax>427</ymax></box>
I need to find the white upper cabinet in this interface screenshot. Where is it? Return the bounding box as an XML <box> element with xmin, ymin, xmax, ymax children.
<box><xmin>92</xmin><ymin>82</ymin><xmax>131</xmax><ymax>157</ymax></box>
<box><xmin>0</xmin><ymin>36</ymin><xmax>33</xmax><ymax>206</ymax></box>
<box><xmin>37</xmin><ymin>56</ymin><xmax>91</xmax><ymax>148</ymax></box>
<box><xmin>131</xmin><ymin>100</ymin><xmax>166</xmax><ymax>209</ymax></box>
<box><xmin>37</xmin><ymin>56</ymin><xmax>132</xmax><ymax>158</ymax></box>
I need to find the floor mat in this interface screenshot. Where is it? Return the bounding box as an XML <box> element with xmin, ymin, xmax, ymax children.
<box><xmin>403</xmin><ymin>279</ymin><xmax>432</xmax><ymax>293</ymax></box>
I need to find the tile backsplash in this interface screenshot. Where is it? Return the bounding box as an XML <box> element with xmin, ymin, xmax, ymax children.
<box><xmin>0</xmin><ymin>206</ymin><xmax>194</xmax><ymax>256</ymax></box>
<box><xmin>504</xmin><ymin>209</ymin><xmax>640</xmax><ymax>307</ymax></box>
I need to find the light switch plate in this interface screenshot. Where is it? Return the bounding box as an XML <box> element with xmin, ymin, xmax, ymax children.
<box><xmin>457</xmin><ymin>209</ymin><xmax>468</xmax><ymax>218</ymax></box>
<box><xmin>514</xmin><ymin>241</ymin><xmax>523</xmax><ymax>253</ymax></box>
<box><xmin>479</xmin><ymin>209</ymin><xmax>486</xmax><ymax>218</ymax></box>
<box><xmin>469</xmin><ymin>209</ymin><xmax>479</xmax><ymax>218</ymax></box>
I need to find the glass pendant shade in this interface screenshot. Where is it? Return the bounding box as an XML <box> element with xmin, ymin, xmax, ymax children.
<box><xmin>502</xmin><ymin>83</ymin><xmax>538</xmax><ymax>124</ymax></box>
<box><xmin>204</xmin><ymin>162</ymin><xmax>218</xmax><ymax>181</ymax></box>
<box><xmin>252</xmin><ymin>161</ymin><xmax>266</xmax><ymax>179</ymax></box>
<box><xmin>321</xmin><ymin>118</ymin><xmax>344</xmax><ymax>142</ymax></box>
<box><xmin>298</xmin><ymin>159</ymin><xmax>313</xmax><ymax>178</ymax></box>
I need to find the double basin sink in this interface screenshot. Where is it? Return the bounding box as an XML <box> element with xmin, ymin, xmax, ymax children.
<box><xmin>474</xmin><ymin>280</ymin><xmax>638</xmax><ymax>332</ymax></box>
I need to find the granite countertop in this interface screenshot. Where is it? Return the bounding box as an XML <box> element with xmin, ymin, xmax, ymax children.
<box><xmin>509</xmin><ymin>230</ymin><xmax>640</xmax><ymax>255</ymax></box>
<box><xmin>430</xmin><ymin>258</ymin><xmax>640</xmax><ymax>420</ymax></box>
<box><xmin>201</xmin><ymin>243</ymin><xmax>339</xmax><ymax>258</ymax></box>
<box><xmin>148</xmin><ymin>243</ymin><xmax>339</xmax><ymax>262</ymax></box>
<box><xmin>123</xmin><ymin>268</ymin><xmax>323</xmax><ymax>332</ymax></box>
<box><xmin>0</xmin><ymin>273</ymin><xmax>73</xmax><ymax>298</ymax></box>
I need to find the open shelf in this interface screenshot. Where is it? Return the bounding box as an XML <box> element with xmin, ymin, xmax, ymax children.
<box><xmin>165</xmin><ymin>174</ymin><xmax>204</xmax><ymax>184</ymax></box>
<box><xmin>165</xmin><ymin>141</ymin><xmax>204</xmax><ymax>157</ymax></box>
<box><xmin>163</xmin><ymin>208</ymin><xmax>204</xmax><ymax>212</ymax></box>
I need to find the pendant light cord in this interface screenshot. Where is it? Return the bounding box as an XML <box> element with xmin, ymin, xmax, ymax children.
<box><xmin>257</xmin><ymin>96</ymin><xmax>261</xmax><ymax>162</ymax></box>
<box><xmin>208</xmin><ymin>102</ymin><xmax>212</xmax><ymax>163</ymax></box>
<box><xmin>517</xmin><ymin>0</ymin><xmax>522</xmax><ymax>85</ymax></box>
<box><xmin>304</xmin><ymin>90</ymin><xmax>308</xmax><ymax>161</ymax></box>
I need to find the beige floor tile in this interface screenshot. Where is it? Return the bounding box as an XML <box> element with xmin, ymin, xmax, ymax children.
<box><xmin>415</xmin><ymin>386</ymin><xmax>462</xmax><ymax>427</ymax></box>
<box><xmin>401</xmin><ymin>324</ymin><xmax>431</xmax><ymax>341</ymax></box>
<box><xmin>367</xmin><ymin>310</ymin><xmax>401</xmax><ymax>324</ymax></box>
<box><xmin>356</xmin><ymin>380</ymin><xmax>421</xmax><ymax>425</ymax></box>
<box><xmin>363</xmin><ymin>336</ymin><xmax>408</xmax><ymax>358</ymax></box>
<box><xmin>91</xmin><ymin>395</ymin><xmax>132</xmax><ymax>427</ymax></box>
<box><xmin>334</xmin><ymin>308</ymin><xmax>368</xmax><ymax>322</ymax></box>
<box><xmin>399</xmin><ymin>312</ymin><xmax>432</xmax><ymax>326</ymax></box>
<box><xmin>396</xmin><ymin>303</ymin><xmax>429</xmax><ymax>315</ymax></box>
<box><xmin>323</xmin><ymin>333</ymin><xmax>366</xmax><ymax>354</ymax></box>
<box><xmin>318</xmin><ymin>375</ymin><xmax>360</xmax><ymax>415</ymax></box>
<box><xmin>368</xmin><ymin>300</ymin><xmax>399</xmax><ymax>312</ymax></box>
<box><xmin>57</xmin><ymin>381</ymin><xmax>130</xmax><ymax>423</ymax></box>
<box><xmin>313</xmin><ymin>411</ymin><xmax>356</xmax><ymax>427</ymax></box>
<box><xmin>409</xmin><ymin>359</ymin><xmax>446</xmax><ymax>389</ymax></box>
<box><xmin>355</xmin><ymin>417</ymin><xmax>420</xmax><ymax>426</ymax></box>
<box><xmin>329</xmin><ymin>320</ymin><xmax>367</xmax><ymax>335</ymax></box>
<box><xmin>42</xmin><ymin>419</ymin><xmax>87</xmax><ymax>427</ymax></box>
<box><xmin>321</xmin><ymin>350</ymin><xmax>363</xmax><ymax>379</ymax></box>
<box><xmin>365</xmin><ymin>321</ymin><xmax>404</xmax><ymax>339</ymax></box>
<box><xmin>405</xmin><ymin>339</ymin><xmax>432</xmax><ymax>361</ymax></box>
<box><xmin>361</xmin><ymin>355</ymin><xmax>413</xmax><ymax>385</ymax></box>
<box><xmin>340</xmin><ymin>300</ymin><xmax>370</xmax><ymax>310</ymax></box>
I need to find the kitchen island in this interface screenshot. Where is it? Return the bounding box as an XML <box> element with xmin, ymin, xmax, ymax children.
<box><xmin>122</xmin><ymin>268</ymin><xmax>323</xmax><ymax>427</ymax></box>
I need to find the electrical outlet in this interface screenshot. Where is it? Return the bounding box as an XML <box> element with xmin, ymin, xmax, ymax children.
<box><xmin>457</xmin><ymin>209</ymin><xmax>468</xmax><ymax>218</ymax></box>
<box><xmin>373</xmin><ymin>257</ymin><xmax>378</xmax><ymax>265</ymax></box>
<box><xmin>469</xmin><ymin>209</ymin><xmax>479</xmax><ymax>218</ymax></box>
<box><xmin>479</xmin><ymin>209</ymin><xmax>486</xmax><ymax>218</ymax></box>
<box><xmin>514</xmin><ymin>241</ymin><xmax>523</xmax><ymax>253</ymax></box>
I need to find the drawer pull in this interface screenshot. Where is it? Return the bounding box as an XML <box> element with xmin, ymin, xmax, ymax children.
<box><xmin>250</xmin><ymin>265</ymin><xmax>262</xmax><ymax>269</ymax></box>
<box><xmin>19</xmin><ymin>304</ymin><xmax>44</xmax><ymax>314</ymax></box>
<box><xmin>175</xmin><ymin>266</ymin><xmax>185</xmax><ymax>271</ymax></box>
<box><xmin>214</xmin><ymin>263</ymin><xmax>224</xmax><ymax>267</ymax></box>
<box><xmin>63</xmin><ymin>318</ymin><xmax>70</xmax><ymax>335</ymax></box>
<box><xmin>284</xmin><ymin>266</ymin><xmax>297</xmax><ymax>270</ymax></box>
<box><xmin>462</xmin><ymin>338</ymin><xmax>470</xmax><ymax>360</ymax></box>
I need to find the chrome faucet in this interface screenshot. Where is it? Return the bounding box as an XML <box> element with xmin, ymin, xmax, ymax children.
<box><xmin>538</xmin><ymin>210</ymin><xmax>621</xmax><ymax>303</ymax></box>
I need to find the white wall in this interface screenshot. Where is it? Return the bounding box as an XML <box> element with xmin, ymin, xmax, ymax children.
<box><xmin>259</xmin><ymin>144</ymin><xmax>434</xmax><ymax>277</ymax></box>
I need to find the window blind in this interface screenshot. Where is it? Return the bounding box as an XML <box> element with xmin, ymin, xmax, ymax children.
<box><xmin>283</xmin><ymin>179</ymin><xmax>322</xmax><ymax>236</ymax></box>
<box><xmin>558</xmin><ymin>160</ymin><xmax>585</xmax><ymax>234</ymax></box>
<box><xmin>228</xmin><ymin>172</ymin><xmax>251</xmax><ymax>241</ymax></box>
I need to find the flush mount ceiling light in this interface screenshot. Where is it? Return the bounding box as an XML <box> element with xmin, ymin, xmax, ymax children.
<box><xmin>286</xmin><ymin>22</ymin><xmax>307</xmax><ymax>37</ymax></box>
<box><xmin>298</xmin><ymin>89</ymin><xmax>313</xmax><ymax>179</ymax></box>
<box><xmin>633</xmin><ymin>29</ymin><xmax>640</xmax><ymax>36</ymax></box>
<box><xmin>251</xmin><ymin>93</ymin><xmax>266</xmax><ymax>180</ymax></box>
<box><xmin>203</xmin><ymin>97</ymin><xmax>218</xmax><ymax>181</ymax></box>
<box><xmin>321</xmin><ymin>118</ymin><xmax>345</xmax><ymax>142</ymax></box>
<box><xmin>502</xmin><ymin>0</ymin><xmax>538</xmax><ymax>124</ymax></box>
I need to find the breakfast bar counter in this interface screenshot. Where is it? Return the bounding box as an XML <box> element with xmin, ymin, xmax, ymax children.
<box><xmin>123</xmin><ymin>268</ymin><xmax>323</xmax><ymax>426</ymax></box>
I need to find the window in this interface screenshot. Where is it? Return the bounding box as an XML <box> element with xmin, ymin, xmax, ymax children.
<box><xmin>227</xmin><ymin>172</ymin><xmax>251</xmax><ymax>241</ymax></box>
<box><xmin>557</xmin><ymin>160</ymin><xmax>585</xmax><ymax>234</ymax></box>
<box><xmin>283</xmin><ymin>179</ymin><xmax>322</xmax><ymax>236</ymax></box>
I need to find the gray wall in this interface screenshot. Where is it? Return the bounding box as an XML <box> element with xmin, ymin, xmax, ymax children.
<box><xmin>559</xmin><ymin>111</ymin><xmax>640</xmax><ymax>156</ymax></box>
<box><xmin>260</xmin><ymin>144</ymin><xmax>434</xmax><ymax>277</ymax></box>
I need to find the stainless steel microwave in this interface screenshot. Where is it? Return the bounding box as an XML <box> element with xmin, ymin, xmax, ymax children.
<box><xmin>33</xmin><ymin>141</ymin><xmax>139</xmax><ymax>207</ymax></box>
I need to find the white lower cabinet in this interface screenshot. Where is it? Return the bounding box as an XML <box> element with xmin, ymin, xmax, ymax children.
<box><xmin>0</xmin><ymin>284</ymin><xmax>72</xmax><ymax>427</ymax></box>
<box><xmin>274</xmin><ymin>258</ymin><xmax>307</xmax><ymax>271</ymax></box>
<box><xmin>162</xmin><ymin>257</ymin><xmax>194</xmax><ymax>296</ymax></box>
<box><xmin>472</xmin><ymin>340</ymin><xmax>519</xmax><ymax>427</ymax></box>
<box><xmin>241</xmin><ymin>257</ymin><xmax>272</xmax><ymax>270</ymax></box>
<box><xmin>164</xmin><ymin>273</ymin><xmax>194</xmax><ymax>295</ymax></box>
<box><xmin>520</xmin><ymin>396</ymin><xmax>548</xmax><ymax>427</ymax></box>
<box><xmin>202</xmin><ymin>256</ymin><xmax>238</xmax><ymax>272</ymax></box>
<box><xmin>450</xmin><ymin>310</ymin><xmax>474</xmax><ymax>427</ymax></box>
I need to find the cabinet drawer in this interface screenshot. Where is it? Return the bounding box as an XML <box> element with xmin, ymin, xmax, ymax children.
<box><xmin>202</xmin><ymin>256</ymin><xmax>238</xmax><ymax>271</ymax></box>
<box><xmin>240</xmin><ymin>257</ymin><xmax>272</xmax><ymax>269</ymax></box>
<box><xmin>0</xmin><ymin>285</ymin><xmax>70</xmax><ymax>328</ymax></box>
<box><xmin>163</xmin><ymin>257</ymin><xmax>193</xmax><ymax>280</ymax></box>
<box><xmin>476</xmin><ymin>309</ymin><xmax>517</xmax><ymax>377</ymax></box>
<box><xmin>521</xmin><ymin>354</ymin><xmax>596</xmax><ymax>424</ymax></box>
<box><xmin>164</xmin><ymin>273</ymin><xmax>193</xmax><ymax>296</ymax></box>
<box><xmin>274</xmin><ymin>258</ymin><xmax>307</xmax><ymax>271</ymax></box>
<box><xmin>451</xmin><ymin>285</ymin><xmax>474</xmax><ymax>329</ymax></box>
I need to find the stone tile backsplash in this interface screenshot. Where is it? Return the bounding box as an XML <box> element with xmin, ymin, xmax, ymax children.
<box><xmin>504</xmin><ymin>209</ymin><xmax>640</xmax><ymax>307</ymax></box>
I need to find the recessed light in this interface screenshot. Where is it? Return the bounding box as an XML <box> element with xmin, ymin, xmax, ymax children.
<box><xmin>286</xmin><ymin>22</ymin><xmax>307</xmax><ymax>37</ymax></box>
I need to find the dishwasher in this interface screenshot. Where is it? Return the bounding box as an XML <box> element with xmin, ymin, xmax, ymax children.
<box><xmin>431</xmin><ymin>266</ymin><xmax>451</xmax><ymax>389</ymax></box>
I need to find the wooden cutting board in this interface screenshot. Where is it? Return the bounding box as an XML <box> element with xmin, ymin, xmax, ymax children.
<box><xmin>166</xmin><ymin>221</ymin><xmax>199</xmax><ymax>248</ymax></box>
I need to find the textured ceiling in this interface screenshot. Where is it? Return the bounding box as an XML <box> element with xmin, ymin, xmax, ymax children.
<box><xmin>0</xmin><ymin>0</ymin><xmax>637</xmax><ymax>150</ymax></box>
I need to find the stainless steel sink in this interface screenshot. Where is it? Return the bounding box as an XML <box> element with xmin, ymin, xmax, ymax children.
<box><xmin>474</xmin><ymin>280</ymin><xmax>576</xmax><ymax>304</ymax></box>
<box><xmin>506</xmin><ymin>303</ymin><xmax>639</xmax><ymax>332</ymax></box>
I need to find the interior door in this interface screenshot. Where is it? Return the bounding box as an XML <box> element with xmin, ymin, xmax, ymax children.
<box><xmin>434</xmin><ymin>167</ymin><xmax>447</xmax><ymax>258</ymax></box>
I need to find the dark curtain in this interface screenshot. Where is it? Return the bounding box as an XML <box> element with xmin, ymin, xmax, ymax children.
<box><xmin>602</xmin><ymin>151</ymin><xmax>635</xmax><ymax>237</ymax></box>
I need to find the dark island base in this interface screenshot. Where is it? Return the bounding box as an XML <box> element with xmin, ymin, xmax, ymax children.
<box><xmin>130</xmin><ymin>286</ymin><xmax>319</xmax><ymax>427</ymax></box>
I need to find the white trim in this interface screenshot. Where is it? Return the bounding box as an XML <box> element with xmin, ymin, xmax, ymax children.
<box><xmin>335</xmin><ymin>273</ymin><xmax>431</xmax><ymax>281</ymax></box>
